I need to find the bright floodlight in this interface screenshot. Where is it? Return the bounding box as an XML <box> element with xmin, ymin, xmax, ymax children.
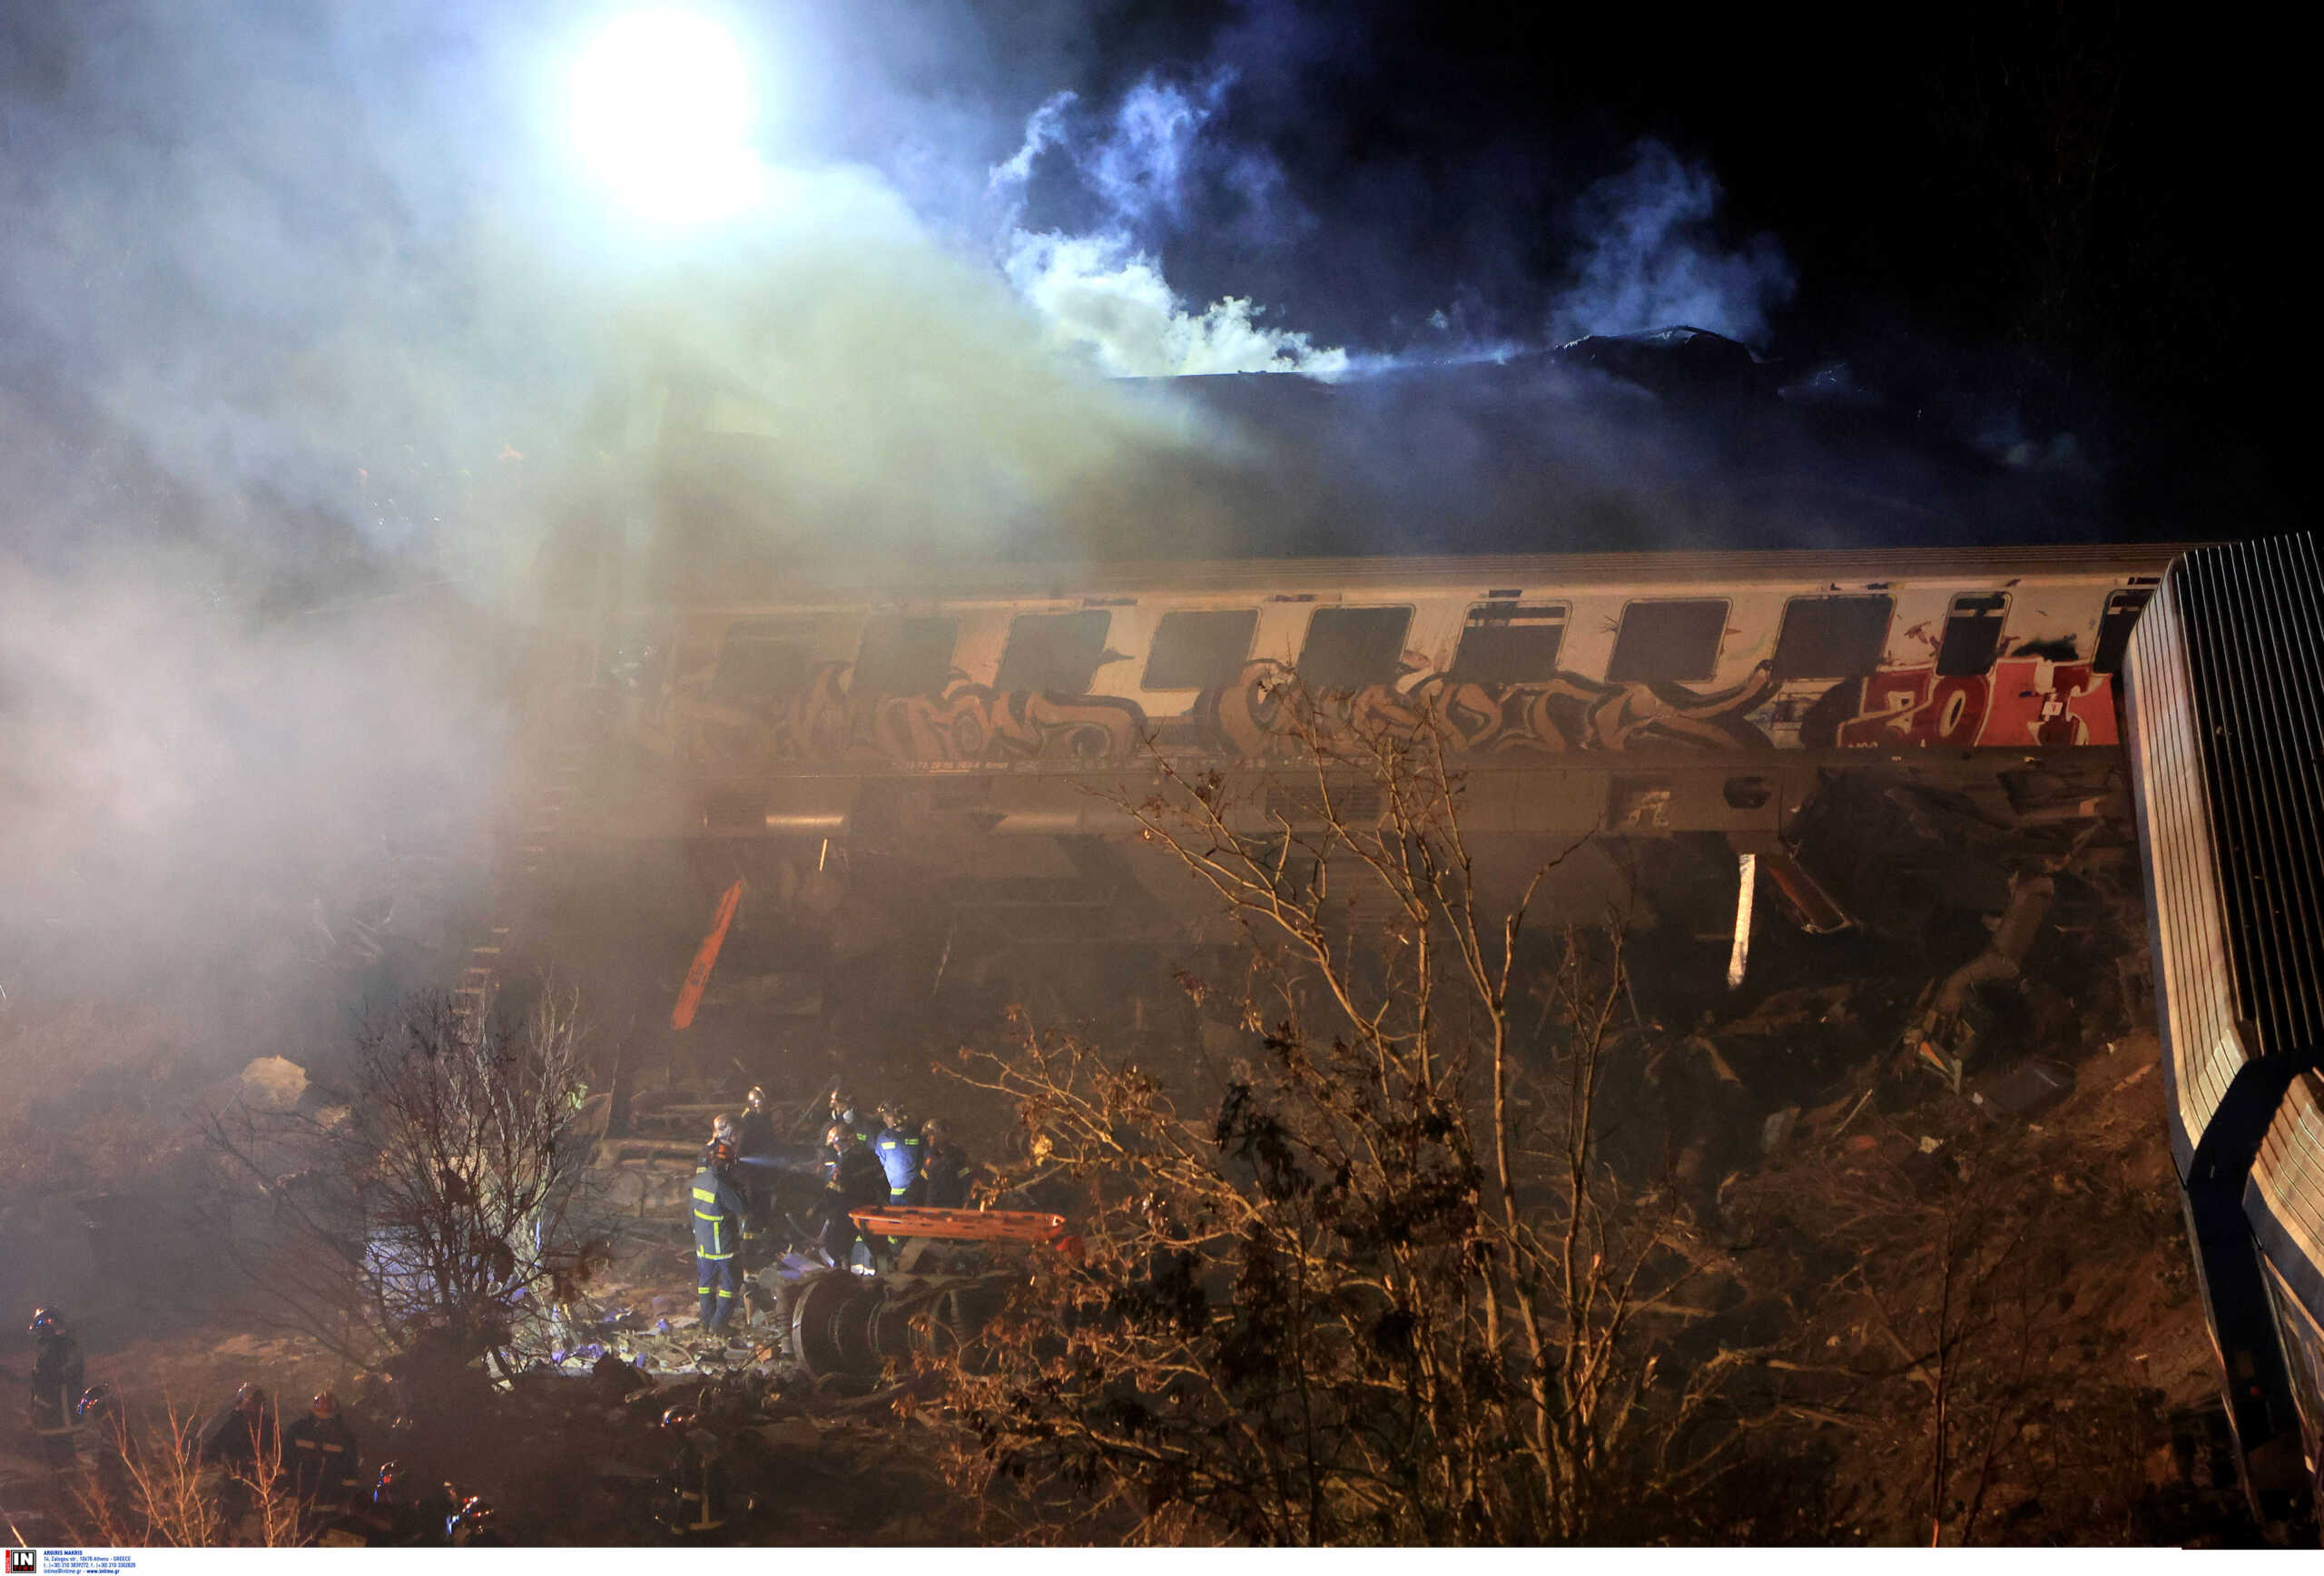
<box><xmin>569</xmin><ymin>10</ymin><xmax>763</xmax><ymax>224</ymax></box>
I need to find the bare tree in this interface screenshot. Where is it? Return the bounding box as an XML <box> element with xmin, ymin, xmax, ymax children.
<box><xmin>205</xmin><ymin>983</ymin><xmax>608</xmax><ymax>1378</ymax></box>
<box><xmin>70</xmin><ymin>1398</ymin><xmax>301</xmax><ymax>1548</ymax></box>
<box><xmin>930</xmin><ymin>685</ymin><xmax>1738</xmax><ymax>1543</ymax></box>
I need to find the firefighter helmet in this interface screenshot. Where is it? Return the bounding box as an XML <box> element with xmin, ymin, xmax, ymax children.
<box><xmin>28</xmin><ymin>1306</ymin><xmax>62</xmax><ymax>1335</ymax></box>
<box><xmin>75</xmin><ymin>1383</ymin><xmax>115</xmax><ymax>1423</ymax></box>
<box><xmin>745</xmin><ymin>1085</ymin><xmax>765</xmax><ymax>1111</ymax></box>
<box><xmin>660</xmin><ymin>1405</ymin><xmax>697</xmax><ymax>1432</ymax></box>
<box><xmin>311</xmin><ymin>1390</ymin><xmax>340</xmax><ymax>1419</ymax></box>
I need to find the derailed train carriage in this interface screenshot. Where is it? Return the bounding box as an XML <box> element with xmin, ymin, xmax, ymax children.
<box><xmin>586</xmin><ymin>544</ymin><xmax>2165</xmax><ymax>852</ymax></box>
<box><xmin>2124</xmin><ymin>533</ymin><xmax>2324</xmax><ymax>1525</ymax></box>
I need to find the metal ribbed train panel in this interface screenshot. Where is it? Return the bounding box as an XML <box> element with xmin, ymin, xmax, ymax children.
<box><xmin>2130</xmin><ymin>533</ymin><xmax>2324</xmax><ymax>1317</ymax></box>
<box><xmin>2181</xmin><ymin>534</ymin><xmax>2324</xmax><ymax>1056</ymax></box>
<box><xmin>2125</xmin><ymin>566</ymin><xmax>2246</xmax><ymax>1161</ymax></box>
<box><xmin>2254</xmin><ymin>1078</ymin><xmax>2324</xmax><ymax>1301</ymax></box>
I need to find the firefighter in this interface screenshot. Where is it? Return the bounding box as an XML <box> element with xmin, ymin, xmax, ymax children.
<box><xmin>733</xmin><ymin>1086</ymin><xmax>777</xmax><ymax>1216</ymax></box>
<box><xmin>447</xmin><ymin>1491</ymin><xmax>503</xmax><ymax>1546</ymax></box>
<box><xmin>873</xmin><ymin>1103</ymin><xmax>927</xmax><ymax>1207</ymax></box>
<box><xmin>196</xmin><ymin>1381</ymin><xmax>279</xmax><ymax>1472</ymax></box>
<box><xmin>826</xmin><ymin>1087</ymin><xmax>873</xmax><ymax>1150</ymax></box>
<box><xmin>819</xmin><ymin>1121</ymin><xmax>890</xmax><ymax>1270</ymax></box>
<box><xmin>285</xmin><ymin>1390</ymin><xmax>361</xmax><ymax>1517</ymax></box>
<box><xmin>690</xmin><ymin>1136</ymin><xmax>751</xmax><ymax>1332</ymax></box>
<box><xmin>734</xmin><ymin>1086</ymin><xmax>775</xmax><ymax>1159</ymax></box>
<box><xmin>365</xmin><ymin>1462</ymin><xmax>444</xmax><ymax>1546</ymax></box>
<box><xmin>27</xmin><ymin>1307</ymin><xmax>85</xmax><ymax>1471</ymax></box>
<box><xmin>77</xmin><ymin>1384</ymin><xmax>132</xmax><ymax>1504</ymax></box>
<box><xmin>921</xmin><ymin>1118</ymin><xmax>971</xmax><ymax>1209</ymax></box>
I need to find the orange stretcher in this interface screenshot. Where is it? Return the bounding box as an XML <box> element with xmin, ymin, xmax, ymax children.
<box><xmin>848</xmin><ymin>1206</ymin><xmax>1080</xmax><ymax>1256</ymax></box>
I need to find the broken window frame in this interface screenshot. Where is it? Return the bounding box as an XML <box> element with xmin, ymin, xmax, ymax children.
<box><xmin>1936</xmin><ymin>591</ymin><xmax>2010</xmax><ymax>677</ymax></box>
<box><xmin>1295</xmin><ymin>606</ymin><xmax>1413</xmax><ymax>694</ymax></box>
<box><xmin>1141</xmin><ymin>608</ymin><xmax>1261</xmax><ymax>691</ymax></box>
<box><xmin>1450</xmin><ymin>602</ymin><xmax>1571</xmax><ymax>685</ymax></box>
<box><xmin>2093</xmin><ymin>588</ymin><xmax>2152</xmax><ymax>675</ymax></box>
<box><xmin>1770</xmin><ymin>594</ymin><xmax>1894</xmax><ymax>682</ymax></box>
<box><xmin>993</xmin><ymin>610</ymin><xmax>1114</xmax><ymax>696</ymax></box>
<box><xmin>852</xmin><ymin>616</ymin><xmax>960</xmax><ymax>696</ymax></box>
<box><xmin>1606</xmin><ymin>598</ymin><xmax>1728</xmax><ymax>685</ymax></box>
<box><xmin>709</xmin><ymin>618</ymin><xmax>816</xmax><ymax>704</ymax></box>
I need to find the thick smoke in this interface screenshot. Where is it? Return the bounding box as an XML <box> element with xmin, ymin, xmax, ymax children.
<box><xmin>1550</xmin><ymin>141</ymin><xmax>1796</xmax><ymax>346</ymax></box>
<box><xmin>0</xmin><ymin>0</ymin><xmax>1849</xmax><ymax>1086</ymax></box>
<box><xmin>991</xmin><ymin>75</ymin><xmax>1350</xmax><ymax>379</ymax></box>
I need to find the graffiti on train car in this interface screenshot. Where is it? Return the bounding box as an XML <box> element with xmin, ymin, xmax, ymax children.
<box><xmin>1207</xmin><ymin>662</ymin><xmax>1781</xmax><ymax>759</ymax></box>
<box><xmin>661</xmin><ymin>653</ymin><xmax>2115</xmax><ymax>774</ymax></box>
<box><xmin>1808</xmin><ymin>658</ymin><xmax>2116</xmax><ymax>750</ymax></box>
<box><xmin>670</xmin><ymin>656</ymin><xmax>1791</xmax><ymax>772</ymax></box>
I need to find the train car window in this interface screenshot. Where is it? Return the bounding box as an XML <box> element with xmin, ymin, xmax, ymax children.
<box><xmin>994</xmin><ymin>611</ymin><xmax>1112</xmax><ymax>694</ymax></box>
<box><xmin>1143</xmin><ymin>608</ymin><xmax>1259</xmax><ymax>690</ymax></box>
<box><xmin>1451</xmin><ymin>603</ymin><xmax>1569</xmax><ymax>685</ymax></box>
<box><xmin>1297</xmin><ymin>606</ymin><xmax>1412</xmax><ymax>692</ymax></box>
<box><xmin>710</xmin><ymin>619</ymin><xmax>813</xmax><ymax>703</ymax></box>
<box><xmin>1772</xmin><ymin>595</ymin><xmax>1893</xmax><ymax>680</ymax></box>
<box><xmin>853</xmin><ymin>616</ymin><xmax>958</xmax><ymax>695</ymax></box>
<box><xmin>2093</xmin><ymin>588</ymin><xmax>2152</xmax><ymax>675</ymax></box>
<box><xmin>1607</xmin><ymin>599</ymin><xmax>1727</xmax><ymax>684</ymax></box>
<box><xmin>1936</xmin><ymin>592</ymin><xmax>2010</xmax><ymax>675</ymax></box>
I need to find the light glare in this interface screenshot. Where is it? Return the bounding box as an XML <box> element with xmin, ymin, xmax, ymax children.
<box><xmin>569</xmin><ymin>10</ymin><xmax>763</xmax><ymax>225</ymax></box>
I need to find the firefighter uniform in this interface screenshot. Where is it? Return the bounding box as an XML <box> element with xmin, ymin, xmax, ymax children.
<box><xmin>691</xmin><ymin>1153</ymin><xmax>750</xmax><ymax>1331</ymax></box>
<box><xmin>28</xmin><ymin>1313</ymin><xmax>85</xmax><ymax>1471</ymax></box>
<box><xmin>820</xmin><ymin>1129</ymin><xmax>891</xmax><ymax>1268</ymax></box>
<box><xmin>287</xmin><ymin>1404</ymin><xmax>361</xmax><ymax>1515</ymax></box>
<box><xmin>873</xmin><ymin>1122</ymin><xmax>927</xmax><ymax>1206</ymax></box>
<box><xmin>922</xmin><ymin>1133</ymin><xmax>970</xmax><ymax>1209</ymax></box>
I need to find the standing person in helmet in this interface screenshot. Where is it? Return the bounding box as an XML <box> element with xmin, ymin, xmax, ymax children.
<box><xmin>921</xmin><ymin>1118</ymin><xmax>971</xmax><ymax>1209</ymax></box>
<box><xmin>872</xmin><ymin>1102</ymin><xmax>927</xmax><ymax>1207</ymax></box>
<box><xmin>690</xmin><ymin>1130</ymin><xmax>751</xmax><ymax>1333</ymax></box>
<box><xmin>286</xmin><ymin>1391</ymin><xmax>361</xmax><ymax>1517</ymax></box>
<box><xmin>77</xmin><ymin>1384</ymin><xmax>133</xmax><ymax>1506</ymax></box>
<box><xmin>363</xmin><ymin>1463</ymin><xmax>436</xmax><ymax>1546</ymax></box>
<box><xmin>733</xmin><ymin>1087</ymin><xmax>776</xmax><ymax>1214</ymax></box>
<box><xmin>196</xmin><ymin>1382</ymin><xmax>281</xmax><ymax>1476</ymax></box>
<box><xmin>825</xmin><ymin>1087</ymin><xmax>873</xmax><ymax>1151</ymax></box>
<box><xmin>818</xmin><ymin>1122</ymin><xmax>890</xmax><ymax>1269</ymax></box>
<box><xmin>734</xmin><ymin>1087</ymin><xmax>775</xmax><ymax>1161</ymax></box>
<box><xmin>26</xmin><ymin>1307</ymin><xmax>84</xmax><ymax>1470</ymax></box>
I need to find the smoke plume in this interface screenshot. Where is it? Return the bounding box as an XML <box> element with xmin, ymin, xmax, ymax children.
<box><xmin>1551</xmin><ymin>141</ymin><xmax>1796</xmax><ymax>346</ymax></box>
<box><xmin>991</xmin><ymin>74</ymin><xmax>1350</xmax><ymax>379</ymax></box>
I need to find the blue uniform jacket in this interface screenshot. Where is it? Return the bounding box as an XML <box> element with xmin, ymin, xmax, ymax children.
<box><xmin>690</xmin><ymin>1164</ymin><xmax>749</xmax><ymax>1259</ymax></box>
<box><xmin>873</xmin><ymin>1128</ymin><xmax>926</xmax><ymax>1197</ymax></box>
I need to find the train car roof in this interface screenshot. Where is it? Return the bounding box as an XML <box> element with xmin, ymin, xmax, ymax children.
<box><xmin>722</xmin><ymin>541</ymin><xmax>2189</xmax><ymax>606</ymax></box>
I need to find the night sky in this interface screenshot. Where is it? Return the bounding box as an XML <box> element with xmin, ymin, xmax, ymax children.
<box><xmin>0</xmin><ymin>2</ymin><xmax>2304</xmax><ymax>581</ymax></box>
<box><xmin>1037</xmin><ymin>4</ymin><xmax>2305</xmax><ymax>541</ymax></box>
